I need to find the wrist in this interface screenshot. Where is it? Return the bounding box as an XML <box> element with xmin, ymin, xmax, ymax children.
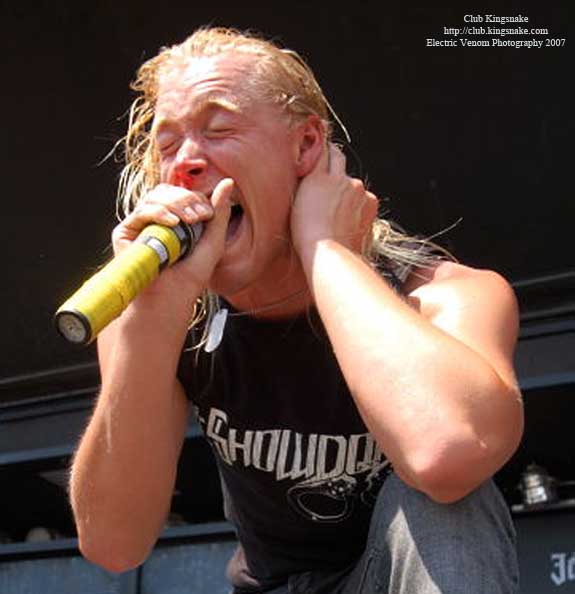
<box><xmin>297</xmin><ymin>237</ymin><xmax>341</xmax><ymax>268</ymax></box>
<box><xmin>104</xmin><ymin>283</ymin><xmax>198</xmax><ymax>348</ymax></box>
<box><xmin>130</xmin><ymin>291</ymin><xmax>196</xmax><ymax>329</ymax></box>
<box><xmin>295</xmin><ymin>231</ymin><xmax>366</xmax><ymax>267</ymax></box>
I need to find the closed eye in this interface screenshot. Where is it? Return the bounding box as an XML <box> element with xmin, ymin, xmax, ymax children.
<box><xmin>158</xmin><ymin>141</ymin><xmax>179</xmax><ymax>156</ymax></box>
<box><xmin>155</xmin><ymin>133</ymin><xmax>181</xmax><ymax>156</ymax></box>
<box><xmin>154</xmin><ymin>125</ymin><xmax>181</xmax><ymax>155</ymax></box>
<box><xmin>205</xmin><ymin>127</ymin><xmax>234</xmax><ymax>139</ymax></box>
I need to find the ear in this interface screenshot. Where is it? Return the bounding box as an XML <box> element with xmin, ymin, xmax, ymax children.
<box><xmin>293</xmin><ymin>115</ymin><xmax>326</xmax><ymax>177</ymax></box>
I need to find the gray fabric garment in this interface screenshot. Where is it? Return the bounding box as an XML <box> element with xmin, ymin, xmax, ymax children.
<box><xmin>237</xmin><ymin>474</ymin><xmax>519</xmax><ymax>594</ymax></box>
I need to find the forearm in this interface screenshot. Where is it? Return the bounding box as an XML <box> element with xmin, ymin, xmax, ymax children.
<box><xmin>300</xmin><ymin>240</ymin><xmax>521</xmax><ymax>500</ymax></box>
<box><xmin>70</xmin><ymin>298</ymin><xmax>192</xmax><ymax>571</ymax></box>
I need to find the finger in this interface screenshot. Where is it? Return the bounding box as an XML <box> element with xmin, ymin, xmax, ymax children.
<box><xmin>313</xmin><ymin>141</ymin><xmax>330</xmax><ymax>175</ymax></box>
<box><xmin>365</xmin><ymin>191</ymin><xmax>379</xmax><ymax>208</ymax></box>
<box><xmin>142</xmin><ymin>183</ymin><xmax>194</xmax><ymax>207</ymax></box>
<box><xmin>212</xmin><ymin>177</ymin><xmax>235</xmax><ymax>202</ymax></box>
<box><xmin>195</xmin><ymin>178</ymin><xmax>234</xmax><ymax>247</ymax></box>
<box><xmin>141</xmin><ymin>184</ymin><xmax>215</xmax><ymax>225</ymax></box>
<box><xmin>123</xmin><ymin>203</ymin><xmax>181</xmax><ymax>233</ymax></box>
<box><xmin>362</xmin><ymin>192</ymin><xmax>380</xmax><ymax>226</ymax></box>
<box><xmin>112</xmin><ymin>203</ymin><xmax>183</xmax><ymax>255</ymax></box>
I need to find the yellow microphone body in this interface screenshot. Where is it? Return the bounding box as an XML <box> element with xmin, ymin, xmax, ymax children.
<box><xmin>55</xmin><ymin>222</ymin><xmax>202</xmax><ymax>345</ymax></box>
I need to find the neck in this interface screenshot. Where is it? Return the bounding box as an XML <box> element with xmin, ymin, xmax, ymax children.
<box><xmin>223</xmin><ymin>266</ymin><xmax>313</xmax><ymax>320</ymax></box>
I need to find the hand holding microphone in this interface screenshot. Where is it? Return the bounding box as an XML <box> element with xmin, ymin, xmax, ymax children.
<box><xmin>55</xmin><ymin>180</ymin><xmax>234</xmax><ymax>345</ymax></box>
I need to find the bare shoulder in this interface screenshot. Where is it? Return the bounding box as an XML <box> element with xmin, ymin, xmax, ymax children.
<box><xmin>404</xmin><ymin>261</ymin><xmax>520</xmax><ymax>383</ymax></box>
<box><xmin>405</xmin><ymin>261</ymin><xmax>518</xmax><ymax>315</ymax></box>
<box><xmin>405</xmin><ymin>260</ymin><xmax>509</xmax><ymax>289</ymax></box>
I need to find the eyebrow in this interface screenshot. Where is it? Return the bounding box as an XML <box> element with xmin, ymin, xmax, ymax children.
<box><xmin>194</xmin><ymin>93</ymin><xmax>243</xmax><ymax>114</ymax></box>
<box><xmin>153</xmin><ymin>93</ymin><xmax>243</xmax><ymax>133</ymax></box>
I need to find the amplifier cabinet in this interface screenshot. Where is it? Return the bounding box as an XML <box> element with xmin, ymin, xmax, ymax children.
<box><xmin>514</xmin><ymin>507</ymin><xmax>575</xmax><ymax>593</ymax></box>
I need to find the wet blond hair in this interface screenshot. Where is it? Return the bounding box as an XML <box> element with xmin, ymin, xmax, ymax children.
<box><xmin>116</xmin><ymin>27</ymin><xmax>450</xmax><ymax>327</ymax></box>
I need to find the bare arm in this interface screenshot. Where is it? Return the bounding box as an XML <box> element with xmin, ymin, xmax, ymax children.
<box><xmin>70</xmin><ymin>305</ymin><xmax>192</xmax><ymax>572</ymax></box>
<box><xmin>292</xmin><ymin>145</ymin><xmax>523</xmax><ymax>503</ymax></box>
<box><xmin>69</xmin><ymin>181</ymin><xmax>232</xmax><ymax>572</ymax></box>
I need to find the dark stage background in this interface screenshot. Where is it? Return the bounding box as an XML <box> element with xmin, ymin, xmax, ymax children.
<box><xmin>1</xmin><ymin>0</ymin><xmax>573</xmax><ymax>390</ymax></box>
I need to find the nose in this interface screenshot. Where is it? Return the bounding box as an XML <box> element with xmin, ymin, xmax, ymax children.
<box><xmin>172</xmin><ymin>138</ymin><xmax>208</xmax><ymax>188</ymax></box>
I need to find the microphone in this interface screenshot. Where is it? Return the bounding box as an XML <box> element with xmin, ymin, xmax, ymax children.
<box><xmin>54</xmin><ymin>221</ymin><xmax>203</xmax><ymax>345</ymax></box>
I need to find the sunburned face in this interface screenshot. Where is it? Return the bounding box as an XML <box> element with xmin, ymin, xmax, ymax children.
<box><xmin>153</xmin><ymin>52</ymin><xmax>307</xmax><ymax>305</ymax></box>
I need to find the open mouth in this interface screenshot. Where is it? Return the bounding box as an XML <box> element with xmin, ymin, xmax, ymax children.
<box><xmin>226</xmin><ymin>202</ymin><xmax>244</xmax><ymax>241</ymax></box>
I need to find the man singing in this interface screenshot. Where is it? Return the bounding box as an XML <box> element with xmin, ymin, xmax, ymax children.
<box><xmin>70</xmin><ymin>27</ymin><xmax>523</xmax><ymax>593</ymax></box>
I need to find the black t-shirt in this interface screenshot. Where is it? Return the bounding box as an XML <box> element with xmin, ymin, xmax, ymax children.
<box><xmin>178</xmin><ymin>302</ymin><xmax>394</xmax><ymax>591</ymax></box>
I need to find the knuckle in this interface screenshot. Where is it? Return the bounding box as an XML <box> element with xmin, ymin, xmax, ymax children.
<box><xmin>124</xmin><ymin>203</ymin><xmax>167</xmax><ymax>228</ymax></box>
<box><xmin>145</xmin><ymin>184</ymin><xmax>185</xmax><ymax>205</ymax></box>
<box><xmin>138</xmin><ymin>188</ymin><xmax>159</xmax><ymax>205</ymax></box>
<box><xmin>111</xmin><ymin>225</ymin><xmax>123</xmax><ymax>241</ymax></box>
<box><xmin>133</xmin><ymin>202</ymin><xmax>156</xmax><ymax>217</ymax></box>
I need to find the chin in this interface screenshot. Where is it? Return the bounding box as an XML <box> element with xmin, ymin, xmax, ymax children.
<box><xmin>208</xmin><ymin>260</ymin><xmax>255</xmax><ymax>299</ymax></box>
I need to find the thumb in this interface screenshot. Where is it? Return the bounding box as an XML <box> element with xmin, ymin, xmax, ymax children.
<box><xmin>211</xmin><ymin>177</ymin><xmax>235</xmax><ymax>217</ymax></box>
<box><xmin>312</xmin><ymin>141</ymin><xmax>330</xmax><ymax>175</ymax></box>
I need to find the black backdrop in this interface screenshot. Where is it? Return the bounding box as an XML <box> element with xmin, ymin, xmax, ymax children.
<box><xmin>1</xmin><ymin>0</ymin><xmax>573</xmax><ymax>388</ymax></box>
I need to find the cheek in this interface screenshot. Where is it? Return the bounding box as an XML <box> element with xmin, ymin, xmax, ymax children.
<box><xmin>207</xmin><ymin>146</ymin><xmax>246</xmax><ymax>181</ymax></box>
<box><xmin>158</xmin><ymin>157</ymin><xmax>174</xmax><ymax>183</ymax></box>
